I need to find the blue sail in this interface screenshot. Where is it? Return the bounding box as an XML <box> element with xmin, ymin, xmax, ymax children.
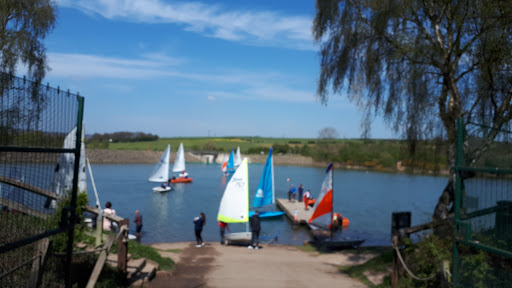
<box><xmin>252</xmin><ymin>148</ymin><xmax>274</xmax><ymax>208</ymax></box>
<box><xmin>227</xmin><ymin>148</ymin><xmax>235</xmax><ymax>173</ymax></box>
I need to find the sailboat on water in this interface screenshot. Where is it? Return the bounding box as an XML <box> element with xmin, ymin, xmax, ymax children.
<box><xmin>226</xmin><ymin>148</ymin><xmax>236</xmax><ymax>174</ymax></box>
<box><xmin>308</xmin><ymin>163</ymin><xmax>364</xmax><ymax>249</ymax></box>
<box><xmin>217</xmin><ymin>158</ymin><xmax>252</xmax><ymax>244</ymax></box>
<box><xmin>249</xmin><ymin>147</ymin><xmax>285</xmax><ymax>219</ymax></box>
<box><xmin>234</xmin><ymin>146</ymin><xmax>242</xmax><ymax>167</ymax></box>
<box><xmin>148</xmin><ymin>144</ymin><xmax>172</xmax><ymax>193</ymax></box>
<box><xmin>221</xmin><ymin>154</ymin><xmax>228</xmax><ymax>174</ymax></box>
<box><xmin>170</xmin><ymin>143</ymin><xmax>193</xmax><ymax>184</ymax></box>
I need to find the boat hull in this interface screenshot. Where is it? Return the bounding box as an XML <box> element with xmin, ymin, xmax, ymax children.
<box><xmin>170</xmin><ymin>177</ymin><xmax>193</xmax><ymax>184</ymax></box>
<box><xmin>249</xmin><ymin>211</ymin><xmax>285</xmax><ymax>218</ymax></box>
<box><xmin>225</xmin><ymin>232</ymin><xmax>252</xmax><ymax>245</ymax></box>
<box><xmin>152</xmin><ymin>186</ymin><xmax>172</xmax><ymax>193</ymax></box>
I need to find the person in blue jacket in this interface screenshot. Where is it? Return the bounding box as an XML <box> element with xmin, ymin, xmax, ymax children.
<box><xmin>193</xmin><ymin>212</ymin><xmax>206</xmax><ymax>247</ymax></box>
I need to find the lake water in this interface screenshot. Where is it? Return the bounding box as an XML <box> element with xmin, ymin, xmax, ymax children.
<box><xmin>87</xmin><ymin>163</ymin><xmax>447</xmax><ymax>247</ymax></box>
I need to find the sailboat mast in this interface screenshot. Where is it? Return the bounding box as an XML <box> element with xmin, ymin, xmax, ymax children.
<box><xmin>87</xmin><ymin>158</ymin><xmax>101</xmax><ymax>209</ymax></box>
<box><xmin>330</xmin><ymin>163</ymin><xmax>334</xmax><ymax>240</ymax></box>
<box><xmin>271</xmin><ymin>148</ymin><xmax>275</xmax><ymax>204</ymax></box>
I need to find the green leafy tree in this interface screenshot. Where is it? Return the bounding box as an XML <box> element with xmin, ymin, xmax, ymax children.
<box><xmin>313</xmin><ymin>0</ymin><xmax>512</xmax><ymax>225</ymax></box>
<box><xmin>0</xmin><ymin>0</ymin><xmax>57</xmax><ymax>134</ymax></box>
<box><xmin>0</xmin><ymin>0</ymin><xmax>57</xmax><ymax>81</ymax></box>
<box><xmin>318</xmin><ymin>127</ymin><xmax>339</xmax><ymax>139</ymax></box>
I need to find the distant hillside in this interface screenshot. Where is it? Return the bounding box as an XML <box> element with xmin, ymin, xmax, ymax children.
<box><xmin>86</xmin><ymin>137</ymin><xmax>449</xmax><ymax>175</ymax></box>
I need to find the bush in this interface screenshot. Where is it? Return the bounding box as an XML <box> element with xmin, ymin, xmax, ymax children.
<box><xmin>50</xmin><ymin>192</ymin><xmax>90</xmax><ymax>253</ymax></box>
<box><xmin>247</xmin><ymin>146</ymin><xmax>270</xmax><ymax>154</ymax></box>
<box><xmin>273</xmin><ymin>144</ymin><xmax>290</xmax><ymax>154</ymax></box>
<box><xmin>202</xmin><ymin>141</ymin><xmax>216</xmax><ymax>151</ymax></box>
<box><xmin>398</xmin><ymin>234</ymin><xmax>451</xmax><ymax>288</ymax></box>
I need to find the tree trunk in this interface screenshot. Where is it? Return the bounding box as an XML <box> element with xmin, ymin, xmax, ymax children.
<box><xmin>432</xmin><ymin>174</ymin><xmax>456</xmax><ymax>236</ymax></box>
<box><xmin>433</xmin><ymin>169</ymin><xmax>475</xmax><ymax>236</ymax></box>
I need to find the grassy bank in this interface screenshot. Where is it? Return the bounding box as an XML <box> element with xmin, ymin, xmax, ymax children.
<box><xmin>298</xmin><ymin>244</ymin><xmax>394</xmax><ymax>287</ymax></box>
<box><xmin>88</xmin><ymin>137</ymin><xmax>449</xmax><ymax>175</ymax></box>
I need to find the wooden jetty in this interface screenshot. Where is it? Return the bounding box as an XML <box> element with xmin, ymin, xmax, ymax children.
<box><xmin>276</xmin><ymin>198</ymin><xmax>314</xmax><ymax>225</ymax></box>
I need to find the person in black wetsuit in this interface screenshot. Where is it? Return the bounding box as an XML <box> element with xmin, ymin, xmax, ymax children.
<box><xmin>249</xmin><ymin>210</ymin><xmax>261</xmax><ymax>249</ymax></box>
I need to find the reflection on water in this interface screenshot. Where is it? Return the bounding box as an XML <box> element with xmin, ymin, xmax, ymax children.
<box><xmin>151</xmin><ymin>192</ymin><xmax>168</xmax><ymax>229</ymax></box>
<box><xmin>87</xmin><ymin>163</ymin><xmax>448</xmax><ymax>247</ymax></box>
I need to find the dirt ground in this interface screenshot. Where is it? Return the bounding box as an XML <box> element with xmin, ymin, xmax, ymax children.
<box><xmin>147</xmin><ymin>242</ymin><xmax>374</xmax><ymax>288</ymax></box>
<box><xmin>86</xmin><ymin>149</ymin><xmax>318</xmax><ymax>166</ymax></box>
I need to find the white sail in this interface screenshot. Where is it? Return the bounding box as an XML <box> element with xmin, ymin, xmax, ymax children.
<box><xmin>148</xmin><ymin>144</ymin><xmax>170</xmax><ymax>182</ymax></box>
<box><xmin>49</xmin><ymin>125</ymin><xmax>87</xmax><ymax>208</ymax></box>
<box><xmin>217</xmin><ymin>158</ymin><xmax>249</xmax><ymax>223</ymax></box>
<box><xmin>234</xmin><ymin>146</ymin><xmax>242</xmax><ymax>167</ymax></box>
<box><xmin>78</xmin><ymin>126</ymin><xmax>87</xmax><ymax>193</ymax></box>
<box><xmin>172</xmin><ymin>142</ymin><xmax>186</xmax><ymax>172</ymax></box>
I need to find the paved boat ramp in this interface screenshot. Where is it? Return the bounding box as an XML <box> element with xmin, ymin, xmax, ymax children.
<box><xmin>275</xmin><ymin>198</ymin><xmax>314</xmax><ymax>225</ymax></box>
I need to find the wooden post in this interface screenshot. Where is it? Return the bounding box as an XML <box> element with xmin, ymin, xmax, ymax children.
<box><xmin>96</xmin><ymin>213</ymin><xmax>103</xmax><ymax>247</ymax></box>
<box><xmin>117</xmin><ymin>219</ymin><xmax>129</xmax><ymax>273</ymax></box>
<box><xmin>29</xmin><ymin>238</ymin><xmax>50</xmax><ymax>288</ymax></box>
<box><xmin>391</xmin><ymin>234</ymin><xmax>401</xmax><ymax>288</ymax></box>
<box><xmin>86</xmin><ymin>235</ymin><xmax>115</xmax><ymax>288</ymax></box>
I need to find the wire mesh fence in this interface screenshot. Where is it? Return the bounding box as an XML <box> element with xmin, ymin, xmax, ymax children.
<box><xmin>0</xmin><ymin>73</ymin><xmax>84</xmax><ymax>287</ymax></box>
<box><xmin>453</xmin><ymin>119</ymin><xmax>512</xmax><ymax>287</ymax></box>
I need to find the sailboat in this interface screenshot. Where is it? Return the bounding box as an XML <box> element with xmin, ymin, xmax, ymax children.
<box><xmin>308</xmin><ymin>163</ymin><xmax>364</xmax><ymax>249</ymax></box>
<box><xmin>234</xmin><ymin>146</ymin><xmax>242</xmax><ymax>167</ymax></box>
<box><xmin>226</xmin><ymin>148</ymin><xmax>235</xmax><ymax>174</ymax></box>
<box><xmin>148</xmin><ymin>144</ymin><xmax>172</xmax><ymax>192</ymax></box>
<box><xmin>47</xmin><ymin>125</ymin><xmax>87</xmax><ymax>209</ymax></box>
<box><xmin>221</xmin><ymin>157</ymin><xmax>228</xmax><ymax>174</ymax></box>
<box><xmin>249</xmin><ymin>147</ymin><xmax>285</xmax><ymax>219</ymax></box>
<box><xmin>170</xmin><ymin>143</ymin><xmax>193</xmax><ymax>184</ymax></box>
<box><xmin>217</xmin><ymin>158</ymin><xmax>252</xmax><ymax>244</ymax></box>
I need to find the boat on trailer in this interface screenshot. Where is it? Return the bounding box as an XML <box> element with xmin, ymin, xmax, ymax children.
<box><xmin>218</xmin><ymin>158</ymin><xmax>252</xmax><ymax>245</ymax></box>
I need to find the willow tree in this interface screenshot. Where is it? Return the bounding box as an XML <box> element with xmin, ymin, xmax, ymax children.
<box><xmin>0</xmin><ymin>0</ymin><xmax>57</xmax><ymax>134</ymax></box>
<box><xmin>0</xmin><ymin>0</ymin><xmax>56</xmax><ymax>81</ymax></box>
<box><xmin>313</xmin><ymin>0</ymin><xmax>512</xmax><ymax>225</ymax></box>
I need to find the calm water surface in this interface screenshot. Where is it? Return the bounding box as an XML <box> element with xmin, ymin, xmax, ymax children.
<box><xmin>87</xmin><ymin>163</ymin><xmax>447</xmax><ymax>247</ymax></box>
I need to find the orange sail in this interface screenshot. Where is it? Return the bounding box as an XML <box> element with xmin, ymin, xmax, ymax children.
<box><xmin>308</xmin><ymin>163</ymin><xmax>333</xmax><ymax>229</ymax></box>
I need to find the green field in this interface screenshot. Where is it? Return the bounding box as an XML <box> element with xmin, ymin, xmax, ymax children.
<box><xmin>105</xmin><ymin>137</ymin><xmax>281</xmax><ymax>152</ymax></box>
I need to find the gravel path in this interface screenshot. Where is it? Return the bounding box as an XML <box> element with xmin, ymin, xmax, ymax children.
<box><xmin>147</xmin><ymin>242</ymin><xmax>369</xmax><ymax>288</ymax></box>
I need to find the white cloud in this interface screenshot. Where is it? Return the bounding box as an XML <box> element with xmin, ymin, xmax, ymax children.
<box><xmin>56</xmin><ymin>0</ymin><xmax>315</xmax><ymax>50</ymax></box>
<box><xmin>47</xmin><ymin>52</ymin><xmax>183</xmax><ymax>79</ymax></box>
<box><xmin>46</xmin><ymin>52</ymin><xmax>318</xmax><ymax>103</ymax></box>
<box><xmin>206</xmin><ymin>85</ymin><xmax>316</xmax><ymax>104</ymax></box>
<box><xmin>47</xmin><ymin>52</ymin><xmax>281</xmax><ymax>84</ymax></box>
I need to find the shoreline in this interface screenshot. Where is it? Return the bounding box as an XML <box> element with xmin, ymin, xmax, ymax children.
<box><xmin>86</xmin><ymin>149</ymin><xmax>449</xmax><ymax>177</ymax></box>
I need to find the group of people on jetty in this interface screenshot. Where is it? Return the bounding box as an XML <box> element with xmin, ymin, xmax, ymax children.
<box><xmin>193</xmin><ymin>210</ymin><xmax>262</xmax><ymax>249</ymax></box>
<box><xmin>288</xmin><ymin>183</ymin><xmax>316</xmax><ymax>210</ymax></box>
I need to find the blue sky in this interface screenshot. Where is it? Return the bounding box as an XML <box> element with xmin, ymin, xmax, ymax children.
<box><xmin>42</xmin><ymin>0</ymin><xmax>395</xmax><ymax>139</ymax></box>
